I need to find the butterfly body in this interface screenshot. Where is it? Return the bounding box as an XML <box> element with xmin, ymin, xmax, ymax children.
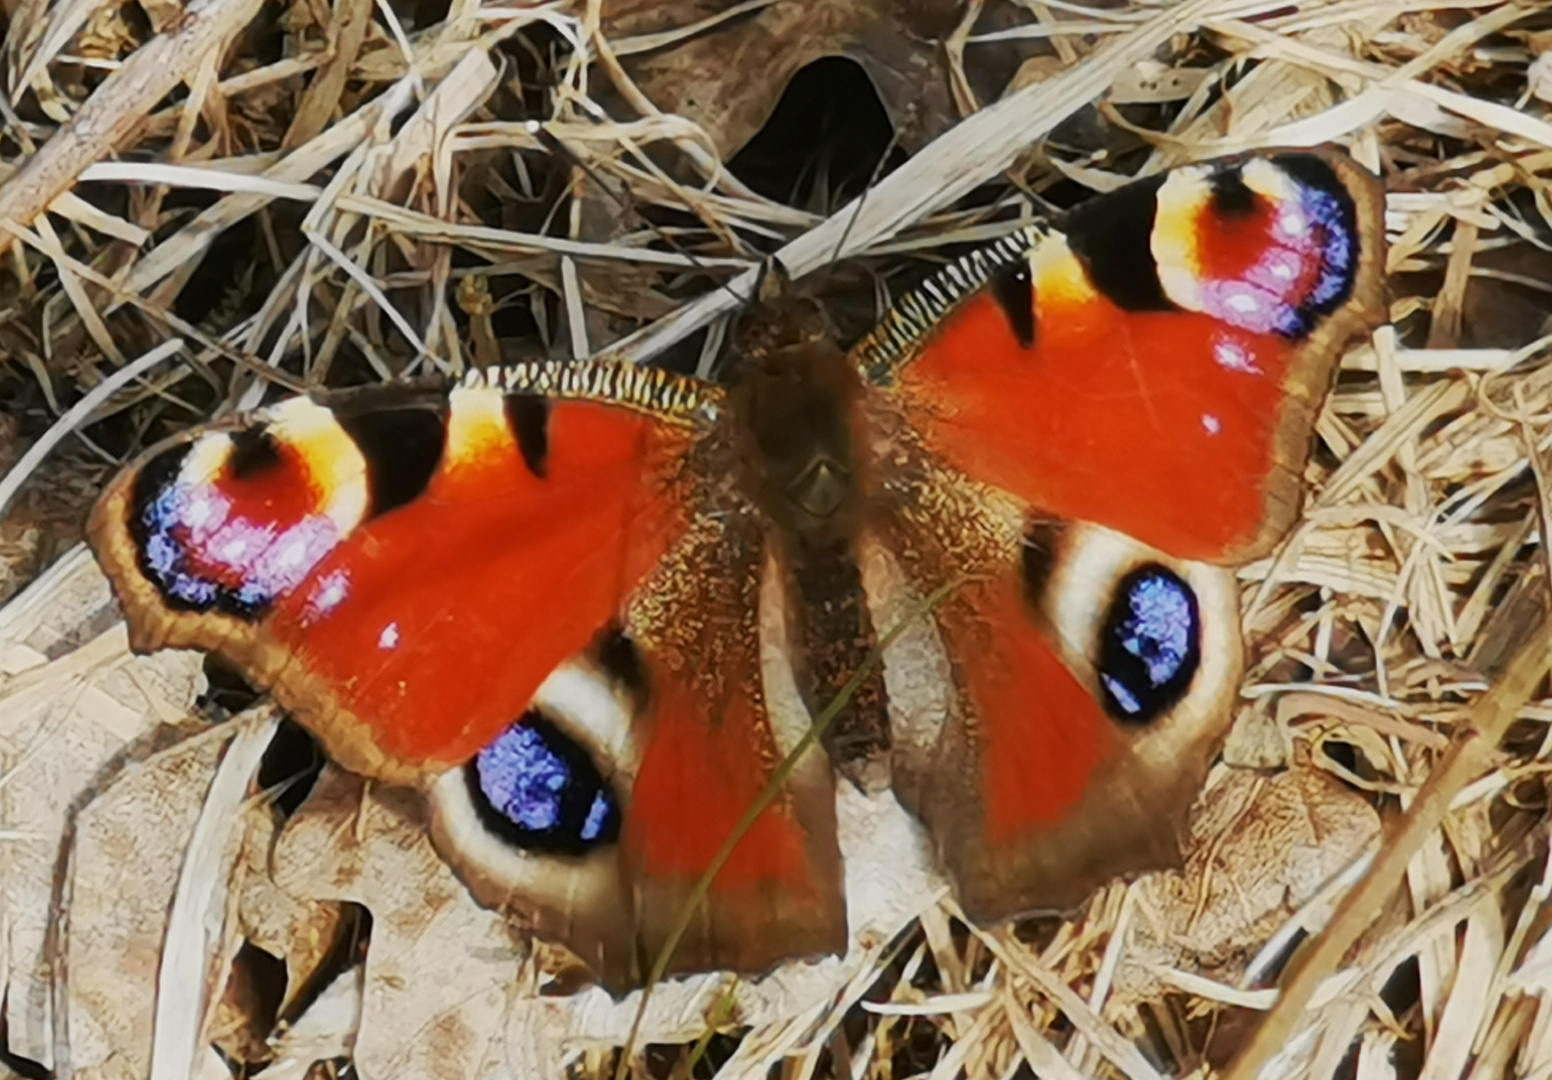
<box><xmin>727</xmin><ymin>299</ymin><xmax>900</xmax><ymax>789</ymax></box>
<box><xmin>89</xmin><ymin>150</ymin><xmax>1387</xmax><ymax>991</ymax></box>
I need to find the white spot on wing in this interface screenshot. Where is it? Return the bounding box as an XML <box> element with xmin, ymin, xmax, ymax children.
<box><xmin>378</xmin><ymin>622</ymin><xmax>400</xmax><ymax>650</ymax></box>
<box><xmin>184</xmin><ymin>496</ymin><xmax>214</xmax><ymax>528</ymax></box>
<box><xmin>306</xmin><ymin>569</ymin><xmax>350</xmax><ymax>620</ymax></box>
<box><xmin>279</xmin><ymin>538</ymin><xmax>310</xmax><ymax>567</ymax></box>
<box><xmin>1213</xmin><ymin>338</ymin><xmax>1259</xmax><ymax>374</ymax></box>
<box><xmin>1202</xmin><ymin>413</ymin><xmax>1222</xmax><ymax>435</ymax></box>
<box><xmin>180</xmin><ymin>433</ymin><xmax>235</xmax><ymax>486</ymax></box>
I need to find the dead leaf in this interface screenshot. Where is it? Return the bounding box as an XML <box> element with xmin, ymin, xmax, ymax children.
<box><xmin>270</xmin><ymin>768</ymin><xmax>516</xmax><ymax>1080</ymax></box>
<box><xmin>601</xmin><ymin>0</ymin><xmax>1049</xmax><ymax>159</ymax></box>
<box><xmin>233</xmin><ymin>803</ymin><xmax>356</xmax><ymax>1024</ymax></box>
<box><xmin>252</xmin><ymin>967</ymin><xmax>362</xmax><ymax>1080</ymax></box>
<box><xmin>0</xmin><ymin>547</ymin><xmax>204</xmax><ymax>1071</ymax></box>
<box><xmin>65</xmin><ymin>725</ymin><xmax>235</xmax><ymax>1080</ymax></box>
<box><xmin>1116</xmin><ymin>765</ymin><xmax>1382</xmax><ymax>1004</ymax></box>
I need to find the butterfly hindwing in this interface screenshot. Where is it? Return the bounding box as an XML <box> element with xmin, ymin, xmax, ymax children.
<box><xmin>420</xmin><ymin>406</ymin><xmax>845</xmax><ymax>991</ymax></box>
<box><xmin>860</xmin><ymin>457</ymin><xmax>1244</xmax><ymax>918</ymax></box>
<box><xmin>427</xmin><ymin>514</ymin><xmax>845</xmax><ymax>990</ymax></box>
<box><xmin>623</xmin><ymin>511</ymin><xmax>845</xmax><ymax>983</ymax></box>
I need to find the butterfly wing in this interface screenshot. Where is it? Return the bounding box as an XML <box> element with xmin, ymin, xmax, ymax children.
<box><xmin>856</xmin><ymin>150</ymin><xmax>1386</xmax><ymax>918</ymax></box>
<box><xmin>90</xmin><ymin>362</ymin><xmax>844</xmax><ymax>990</ymax></box>
<box><xmin>859</xmin><ymin>454</ymin><xmax>1243</xmax><ymax>918</ymax></box>
<box><xmin>427</xmin><ymin>507</ymin><xmax>845</xmax><ymax>989</ymax></box>
<box><xmin>859</xmin><ymin>150</ymin><xmax>1387</xmax><ymax>564</ymax></box>
<box><xmin>91</xmin><ymin>367</ymin><xmax>694</xmax><ymax>781</ymax></box>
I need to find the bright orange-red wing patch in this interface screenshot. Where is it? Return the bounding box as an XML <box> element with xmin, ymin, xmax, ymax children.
<box><xmin>624</xmin><ymin>646</ymin><xmax>845</xmax><ymax>977</ymax></box>
<box><xmin>899</xmin><ymin>288</ymin><xmax>1300</xmax><ymax>563</ymax></box>
<box><xmin>874</xmin><ymin>151</ymin><xmax>1385</xmax><ymax>565</ymax></box>
<box><xmin>267</xmin><ymin>400</ymin><xmax>690</xmax><ymax>775</ymax></box>
<box><xmin>950</xmin><ymin>575</ymin><xmax>1117</xmax><ymax>841</ymax></box>
<box><xmin>630</xmin><ymin>665</ymin><xmax>816</xmax><ymax>887</ymax></box>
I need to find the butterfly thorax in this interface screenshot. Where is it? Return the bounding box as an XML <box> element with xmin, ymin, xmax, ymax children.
<box><xmin>729</xmin><ymin>308</ymin><xmax>893</xmax><ymax>790</ymax></box>
<box><xmin>733</xmin><ymin>322</ymin><xmax>864</xmax><ymax>545</ymax></box>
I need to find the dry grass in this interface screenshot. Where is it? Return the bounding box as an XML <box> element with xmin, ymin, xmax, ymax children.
<box><xmin>4</xmin><ymin>0</ymin><xmax>1552</xmax><ymax>1078</ymax></box>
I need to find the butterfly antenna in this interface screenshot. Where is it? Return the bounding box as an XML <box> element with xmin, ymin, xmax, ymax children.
<box><xmin>823</xmin><ymin>126</ymin><xmax>902</xmax><ymax>277</ymax></box>
<box><xmin>527</xmin><ymin>121</ymin><xmax>758</xmax><ymax>315</ymax></box>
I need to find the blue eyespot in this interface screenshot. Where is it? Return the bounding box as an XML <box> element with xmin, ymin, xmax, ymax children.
<box><xmin>132</xmin><ymin>445</ymin><xmax>275</xmax><ymax>618</ymax></box>
<box><xmin>1099</xmin><ymin>566</ymin><xmax>1200</xmax><ymax>724</ymax></box>
<box><xmin>468</xmin><ymin>715</ymin><xmax>620</xmax><ymax>855</ymax></box>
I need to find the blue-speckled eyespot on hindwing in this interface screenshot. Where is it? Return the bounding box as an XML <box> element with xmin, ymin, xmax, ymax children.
<box><xmin>457</xmin><ymin>627</ymin><xmax>646</xmax><ymax>857</ymax></box>
<box><xmin>422</xmin><ymin>628</ymin><xmax>650</xmax><ymax>979</ymax></box>
<box><xmin>429</xmin><ymin>625</ymin><xmax>648</xmax><ymax>885</ymax></box>
<box><xmin>466</xmin><ymin>713</ymin><xmax>622</xmax><ymax>856</ymax></box>
<box><xmin>1097</xmin><ymin>565</ymin><xmax>1201</xmax><ymax>724</ymax></box>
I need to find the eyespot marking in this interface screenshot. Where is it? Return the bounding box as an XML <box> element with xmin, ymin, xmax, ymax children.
<box><xmin>1098</xmin><ymin>564</ymin><xmax>1201</xmax><ymax>725</ymax></box>
<box><xmin>466</xmin><ymin>714</ymin><xmax>622</xmax><ymax>856</ymax></box>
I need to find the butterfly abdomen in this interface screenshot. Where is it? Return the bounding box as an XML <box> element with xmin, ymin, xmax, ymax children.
<box><xmin>784</xmin><ymin>538</ymin><xmax>892</xmax><ymax>791</ymax></box>
<box><xmin>728</xmin><ymin>312</ymin><xmax>897</xmax><ymax>790</ymax></box>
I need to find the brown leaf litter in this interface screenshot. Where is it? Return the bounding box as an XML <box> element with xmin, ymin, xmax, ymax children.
<box><xmin>5</xmin><ymin>0</ymin><xmax>1552</xmax><ymax>1078</ymax></box>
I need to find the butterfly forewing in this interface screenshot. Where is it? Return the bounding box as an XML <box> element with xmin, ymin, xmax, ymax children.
<box><xmin>89</xmin><ymin>360</ymin><xmax>847</xmax><ymax>990</ymax></box>
<box><xmin>858</xmin><ymin>150</ymin><xmax>1386</xmax><ymax>564</ymax></box>
<box><xmin>92</xmin><ymin>368</ymin><xmax>699</xmax><ymax>782</ymax></box>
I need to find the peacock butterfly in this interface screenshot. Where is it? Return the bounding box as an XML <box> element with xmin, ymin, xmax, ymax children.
<box><xmin>88</xmin><ymin>149</ymin><xmax>1387</xmax><ymax>992</ymax></box>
